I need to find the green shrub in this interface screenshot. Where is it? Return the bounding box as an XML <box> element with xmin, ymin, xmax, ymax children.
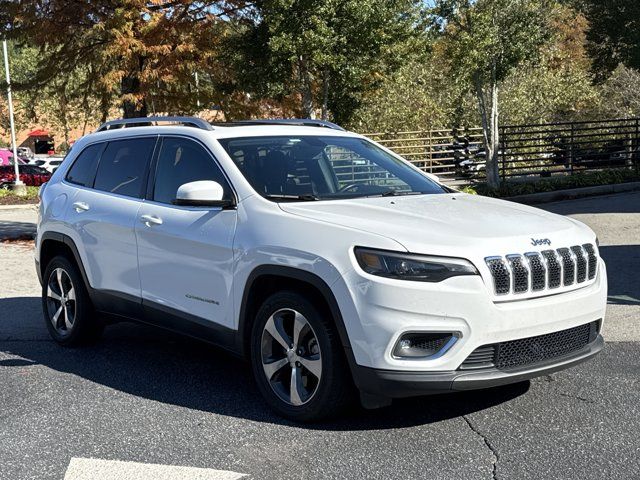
<box><xmin>471</xmin><ymin>169</ymin><xmax>640</xmax><ymax>197</ymax></box>
<box><xmin>0</xmin><ymin>186</ymin><xmax>40</xmax><ymax>201</ymax></box>
<box><xmin>459</xmin><ymin>186</ymin><xmax>477</xmax><ymax>195</ymax></box>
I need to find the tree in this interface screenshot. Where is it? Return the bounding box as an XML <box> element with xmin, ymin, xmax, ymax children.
<box><xmin>232</xmin><ymin>0</ymin><xmax>421</xmax><ymax>123</ymax></box>
<box><xmin>348</xmin><ymin>47</ymin><xmax>456</xmax><ymax>133</ymax></box>
<box><xmin>430</xmin><ymin>0</ymin><xmax>550</xmax><ymax>188</ymax></box>
<box><xmin>581</xmin><ymin>0</ymin><xmax>640</xmax><ymax>80</ymax></box>
<box><xmin>499</xmin><ymin>5</ymin><xmax>599</xmax><ymax>125</ymax></box>
<box><xmin>1</xmin><ymin>1</ymin><xmax>251</xmax><ymax>118</ymax></box>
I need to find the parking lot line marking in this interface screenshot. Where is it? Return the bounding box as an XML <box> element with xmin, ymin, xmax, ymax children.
<box><xmin>63</xmin><ymin>458</ymin><xmax>247</xmax><ymax>480</ymax></box>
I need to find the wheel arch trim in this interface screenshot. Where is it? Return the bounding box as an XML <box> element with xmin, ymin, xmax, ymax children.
<box><xmin>39</xmin><ymin>231</ymin><xmax>93</xmax><ymax>292</ymax></box>
<box><xmin>237</xmin><ymin>265</ymin><xmax>354</xmax><ymax>359</ymax></box>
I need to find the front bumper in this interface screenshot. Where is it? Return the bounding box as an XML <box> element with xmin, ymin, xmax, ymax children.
<box><xmin>353</xmin><ymin>334</ymin><xmax>604</xmax><ymax>398</ymax></box>
<box><xmin>333</xmin><ymin>258</ymin><xmax>607</xmax><ymax>371</ymax></box>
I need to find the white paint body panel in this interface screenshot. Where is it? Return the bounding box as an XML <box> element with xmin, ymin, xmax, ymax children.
<box><xmin>36</xmin><ymin>123</ymin><xmax>608</xmax><ymax>374</ymax></box>
<box><xmin>135</xmin><ymin>201</ymin><xmax>237</xmax><ymax>327</ymax></box>
<box><xmin>64</xmin><ymin>186</ymin><xmax>142</xmax><ymax>297</ymax></box>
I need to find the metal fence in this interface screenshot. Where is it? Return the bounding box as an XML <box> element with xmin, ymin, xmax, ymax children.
<box><xmin>364</xmin><ymin>118</ymin><xmax>640</xmax><ymax>186</ymax></box>
<box><xmin>365</xmin><ymin>127</ymin><xmax>484</xmax><ymax>187</ymax></box>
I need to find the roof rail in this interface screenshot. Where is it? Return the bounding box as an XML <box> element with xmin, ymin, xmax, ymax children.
<box><xmin>96</xmin><ymin>116</ymin><xmax>213</xmax><ymax>132</ymax></box>
<box><xmin>218</xmin><ymin>119</ymin><xmax>345</xmax><ymax>131</ymax></box>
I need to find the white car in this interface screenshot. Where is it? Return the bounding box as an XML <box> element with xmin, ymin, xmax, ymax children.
<box><xmin>36</xmin><ymin>116</ymin><xmax>607</xmax><ymax>421</ymax></box>
<box><xmin>18</xmin><ymin>146</ymin><xmax>35</xmax><ymax>160</ymax></box>
<box><xmin>34</xmin><ymin>157</ymin><xmax>64</xmax><ymax>173</ymax></box>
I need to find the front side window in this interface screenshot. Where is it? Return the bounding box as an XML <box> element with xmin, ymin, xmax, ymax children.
<box><xmin>66</xmin><ymin>143</ymin><xmax>104</xmax><ymax>187</ymax></box>
<box><xmin>152</xmin><ymin>137</ymin><xmax>230</xmax><ymax>205</ymax></box>
<box><xmin>93</xmin><ymin>138</ymin><xmax>156</xmax><ymax>198</ymax></box>
<box><xmin>218</xmin><ymin>135</ymin><xmax>447</xmax><ymax>201</ymax></box>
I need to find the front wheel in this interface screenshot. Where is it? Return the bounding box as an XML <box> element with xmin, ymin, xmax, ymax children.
<box><xmin>250</xmin><ymin>291</ymin><xmax>353</xmax><ymax>422</ymax></box>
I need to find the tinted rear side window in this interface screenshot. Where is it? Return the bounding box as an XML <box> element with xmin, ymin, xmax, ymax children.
<box><xmin>94</xmin><ymin>138</ymin><xmax>156</xmax><ymax>198</ymax></box>
<box><xmin>66</xmin><ymin>143</ymin><xmax>104</xmax><ymax>187</ymax></box>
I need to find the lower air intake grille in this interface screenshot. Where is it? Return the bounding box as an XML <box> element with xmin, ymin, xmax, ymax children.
<box><xmin>458</xmin><ymin>345</ymin><xmax>496</xmax><ymax>370</ymax></box>
<box><xmin>459</xmin><ymin>321</ymin><xmax>599</xmax><ymax>371</ymax></box>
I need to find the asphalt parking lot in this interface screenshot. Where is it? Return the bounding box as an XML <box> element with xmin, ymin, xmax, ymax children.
<box><xmin>1</xmin><ymin>192</ymin><xmax>639</xmax><ymax>480</ymax></box>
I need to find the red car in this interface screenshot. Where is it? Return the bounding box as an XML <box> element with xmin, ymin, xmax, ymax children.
<box><xmin>0</xmin><ymin>165</ymin><xmax>51</xmax><ymax>189</ymax></box>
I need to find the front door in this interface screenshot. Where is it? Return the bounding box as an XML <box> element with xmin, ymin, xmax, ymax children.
<box><xmin>135</xmin><ymin>136</ymin><xmax>237</xmax><ymax>329</ymax></box>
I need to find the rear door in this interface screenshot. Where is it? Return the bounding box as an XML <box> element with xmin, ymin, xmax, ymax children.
<box><xmin>65</xmin><ymin>137</ymin><xmax>157</xmax><ymax>306</ymax></box>
<box><xmin>135</xmin><ymin>136</ymin><xmax>237</xmax><ymax>329</ymax></box>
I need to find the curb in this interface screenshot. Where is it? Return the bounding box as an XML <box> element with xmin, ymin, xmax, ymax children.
<box><xmin>0</xmin><ymin>203</ymin><xmax>38</xmax><ymax>211</ymax></box>
<box><xmin>504</xmin><ymin>181</ymin><xmax>640</xmax><ymax>205</ymax></box>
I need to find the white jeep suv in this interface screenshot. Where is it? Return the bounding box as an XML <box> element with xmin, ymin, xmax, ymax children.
<box><xmin>36</xmin><ymin>116</ymin><xmax>607</xmax><ymax>421</ymax></box>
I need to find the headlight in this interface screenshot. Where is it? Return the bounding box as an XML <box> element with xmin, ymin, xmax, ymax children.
<box><xmin>354</xmin><ymin>247</ymin><xmax>478</xmax><ymax>282</ymax></box>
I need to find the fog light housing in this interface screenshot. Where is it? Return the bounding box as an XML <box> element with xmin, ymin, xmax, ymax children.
<box><xmin>393</xmin><ymin>332</ymin><xmax>459</xmax><ymax>358</ymax></box>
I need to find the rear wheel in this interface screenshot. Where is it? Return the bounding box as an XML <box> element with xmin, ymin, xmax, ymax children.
<box><xmin>42</xmin><ymin>255</ymin><xmax>103</xmax><ymax>346</ymax></box>
<box><xmin>250</xmin><ymin>291</ymin><xmax>353</xmax><ymax>422</ymax></box>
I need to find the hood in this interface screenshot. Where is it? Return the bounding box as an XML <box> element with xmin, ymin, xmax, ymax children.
<box><xmin>278</xmin><ymin>193</ymin><xmax>594</xmax><ymax>257</ymax></box>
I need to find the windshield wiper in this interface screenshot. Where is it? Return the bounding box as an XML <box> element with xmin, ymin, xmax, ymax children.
<box><xmin>264</xmin><ymin>194</ymin><xmax>320</xmax><ymax>201</ymax></box>
<box><xmin>370</xmin><ymin>191</ymin><xmax>424</xmax><ymax>198</ymax></box>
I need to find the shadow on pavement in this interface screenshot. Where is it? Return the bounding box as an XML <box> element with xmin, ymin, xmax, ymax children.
<box><xmin>540</xmin><ymin>191</ymin><xmax>640</xmax><ymax>216</ymax></box>
<box><xmin>1</xmin><ymin>295</ymin><xmax>529</xmax><ymax>431</ymax></box>
<box><xmin>599</xmin><ymin>244</ymin><xmax>640</xmax><ymax>306</ymax></box>
<box><xmin>0</xmin><ymin>220</ymin><xmax>36</xmax><ymax>240</ymax></box>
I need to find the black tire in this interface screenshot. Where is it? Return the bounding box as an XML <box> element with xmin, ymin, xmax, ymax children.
<box><xmin>42</xmin><ymin>255</ymin><xmax>103</xmax><ymax>346</ymax></box>
<box><xmin>250</xmin><ymin>290</ymin><xmax>354</xmax><ymax>422</ymax></box>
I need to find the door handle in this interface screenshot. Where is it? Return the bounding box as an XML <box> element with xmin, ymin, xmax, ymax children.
<box><xmin>140</xmin><ymin>214</ymin><xmax>163</xmax><ymax>227</ymax></box>
<box><xmin>72</xmin><ymin>202</ymin><xmax>90</xmax><ymax>212</ymax></box>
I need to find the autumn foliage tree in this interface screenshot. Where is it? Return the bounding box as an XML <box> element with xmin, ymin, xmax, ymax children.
<box><xmin>1</xmin><ymin>0</ymin><xmax>252</xmax><ymax>118</ymax></box>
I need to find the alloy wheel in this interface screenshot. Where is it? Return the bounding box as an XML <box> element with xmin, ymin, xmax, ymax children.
<box><xmin>260</xmin><ymin>308</ymin><xmax>322</xmax><ymax>406</ymax></box>
<box><xmin>46</xmin><ymin>267</ymin><xmax>76</xmax><ymax>336</ymax></box>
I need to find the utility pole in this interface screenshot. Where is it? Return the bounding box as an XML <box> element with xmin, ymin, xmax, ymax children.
<box><xmin>3</xmin><ymin>39</ymin><xmax>25</xmax><ymax>195</ymax></box>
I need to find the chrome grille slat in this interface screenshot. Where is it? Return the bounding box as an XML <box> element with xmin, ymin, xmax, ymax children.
<box><xmin>525</xmin><ymin>252</ymin><xmax>546</xmax><ymax>291</ymax></box>
<box><xmin>506</xmin><ymin>254</ymin><xmax>529</xmax><ymax>293</ymax></box>
<box><xmin>571</xmin><ymin>245</ymin><xmax>588</xmax><ymax>283</ymax></box>
<box><xmin>486</xmin><ymin>257</ymin><xmax>510</xmax><ymax>295</ymax></box>
<box><xmin>583</xmin><ymin>243</ymin><xmax>597</xmax><ymax>280</ymax></box>
<box><xmin>541</xmin><ymin>249</ymin><xmax>562</xmax><ymax>289</ymax></box>
<box><xmin>558</xmin><ymin>247</ymin><xmax>576</xmax><ymax>286</ymax></box>
<box><xmin>486</xmin><ymin>243</ymin><xmax>597</xmax><ymax>297</ymax></box>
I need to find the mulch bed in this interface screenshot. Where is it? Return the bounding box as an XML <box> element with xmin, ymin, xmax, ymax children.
<box><xmin>0</xmin><ymin>196</ymin><xmax>38</xmax><ymax>206</ymax></box>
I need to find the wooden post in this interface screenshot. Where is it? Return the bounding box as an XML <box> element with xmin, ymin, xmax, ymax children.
<box><xmin>631</xmin><ymin>118</ymin><xmax>640</xmax><ymax>173</ymax></box>
<box><xmin>500</xmin><ymin>126</ymin><xmax>506</xmax><ymax>181</ymax></box>
<box><xmin>625</xmin><ymin>119</ymin><xmax>634</xmax><ymax>170</ymax></box>
<box><xmin>569</xmin><ymin>123</ymin><xmax>575</xmax><ymax>176</ymax></box>
<box><xmin>428</xmin><ymin>129</ymin><xmax>433</xmax><ymax>173</ymax></box>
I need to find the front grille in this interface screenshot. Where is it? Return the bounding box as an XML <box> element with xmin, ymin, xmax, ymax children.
<box><xmin>485</xmin><ymin>244</ymin><xmax>597</xmax><ymax>296</ymax></box>
<box><xmin>459</xmin><ymin>321</ymin><xmax>600</xmax><ymax>371</ymax></box>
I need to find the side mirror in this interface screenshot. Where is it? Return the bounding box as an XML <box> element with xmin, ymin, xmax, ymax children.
<box><xmin>173</xmin><ymin>180</ymin><xmax>235</xmax><ymax>208</ymax></box>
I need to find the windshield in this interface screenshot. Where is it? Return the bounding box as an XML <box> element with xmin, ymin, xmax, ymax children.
<box><xmin>218</xmin><ymin>135</ymin><xmax>447</xmax><ymax>201</ymax></box>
